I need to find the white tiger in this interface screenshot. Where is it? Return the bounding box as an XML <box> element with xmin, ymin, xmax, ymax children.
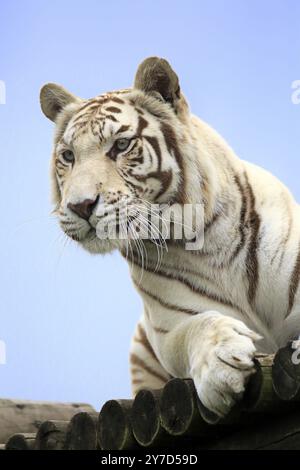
<box><xmin>40</xmin><ymin>57</ymin><xmax>300</xmax><ymax>417</ymax></box>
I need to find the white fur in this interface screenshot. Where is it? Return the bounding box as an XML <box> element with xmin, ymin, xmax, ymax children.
<box><xmin>41</xmin><ymin>65</ymin><xmax>300</xmax><ymax>417</ymax></box>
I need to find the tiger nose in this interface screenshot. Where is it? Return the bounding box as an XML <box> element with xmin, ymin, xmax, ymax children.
<box><xmin>68</xmin><ymin>196</ymin><xmax>99</xmax><ymax>220</ymax></box>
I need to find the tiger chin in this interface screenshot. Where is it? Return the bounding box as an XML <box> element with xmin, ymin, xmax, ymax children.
<box><xmin>40</xmin><ymin>57</ymin><xmax>300</xmax><ymax>418</ymax></box>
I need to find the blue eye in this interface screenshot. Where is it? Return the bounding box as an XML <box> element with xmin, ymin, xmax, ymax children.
<box><xmin>115</xmin><ymin>138</ymin><xmax>131</xmax><ymax>152</ymax></box>
<box><xmin>62</xmin><ymin>150</ymin><xmax>75</xmax><ymax>163</ymax></box>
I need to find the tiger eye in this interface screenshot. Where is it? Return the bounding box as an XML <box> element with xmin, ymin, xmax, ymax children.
<box><xmin>116</xmin><ymin>138</ymin><xmax>130</xmax><ymax>151</ymax></box>
<box><xmin>62</xmin><ymin>150</ymin><xmax>75</xmax><ymax>163</ymax></box>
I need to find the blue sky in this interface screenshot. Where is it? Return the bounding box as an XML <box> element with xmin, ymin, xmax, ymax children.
<box><xmin>0</xmin><ymin>0</ymin><xmax>299</xmax><ymax>409</ymax></box>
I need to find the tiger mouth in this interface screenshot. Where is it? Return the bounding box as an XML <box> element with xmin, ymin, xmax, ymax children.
<box><xmin>64</xmin><ymin>229</ymin><xmax>90</xmax><ymax>242</ymax></box>
<box><xmin>62</xmin><ymin>209</ymin><xmax>140</xmax><ymax>242</ymax></box>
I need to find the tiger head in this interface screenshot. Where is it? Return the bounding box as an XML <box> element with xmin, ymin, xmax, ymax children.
<box><xmin>40</xmin><ymin>57</ymin><xmax>201</xmax><ymax>254</ymax></box>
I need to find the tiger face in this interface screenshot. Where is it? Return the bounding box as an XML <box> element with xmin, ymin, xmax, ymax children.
<box><xmin>40</xmin><ymin>58</ymin><xmax>191</xmax><ymax>254</ymax></box>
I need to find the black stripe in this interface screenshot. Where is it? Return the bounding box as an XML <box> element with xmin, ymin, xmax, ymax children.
<box><xmin>271</xmin><ymin>194</ymin><xmax>293</xmax><ymax>267</ymax></box>
<box><xmin>105</xmin><ymin>114</ymin><xmax>119</xmax><ymax>122</ymax></box>
<box><xmin>244</xmin><ymin>173</ymin><xmax>261</xmax><ymax>306</ymax></box>
<box><xmin>130</xmin><ymin>353</ymin><xmax>167</xmax><ymax>383</ymax></box>
<box><xmin>125</xmin><ymin>252</ymin><xmax>246</xmax><ymax>317</ymax></box>
<box><xmin>76</xmin><ymin>99</ymin><xmax>102</xmax><ymax>114</ymax></box>
<box><xmin>137</xmin><ymin>116</ymin><xmax>148</xmax><ymax>135</ymax></box>
<box><xmin>133</xmin><ymin>280</ymin><xmax>198</xmax><ymax>315</ymax></box>
<box><xmin>105</xmin><ymin>106</ymin><xmax>122</xmax><ymax>113</ymax></box>
<box><xmin>135</xmin><ymin>324</ymin><xmax>158</xmax><ymax>362</ymax></box>
<box><xmin>116</xmin><ymin>124</ymin><xmax>130</xmax><ymax>134</ymax></box>
<box><xmin>110</xmin><ymin>96</ymin><xmax>125</xmax><ymax>104</ymax></box>
<box><xmin>286</xmin><ymin>240</ymin><xmax>300</xmax><ymax>318</ymax></box>
<box><xmin>144</xmin><ymin>136</ymin><xmax>162</xmax><ymax>172</ymax></box>
<box><xmin>229</xmin><ymin>173</ymin><xmax>247</xmax><ymax>262</ymax></box>
<box><xmin>160</xmin><ymin>121</ymin><xmax>185</xmax><ymax>204</ymax></box>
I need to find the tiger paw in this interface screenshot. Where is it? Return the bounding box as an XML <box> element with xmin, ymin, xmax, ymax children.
<box><xmin>190</xmin><ymin>316</ymin><xmax>261</xmax><ymax>417</ymax></box>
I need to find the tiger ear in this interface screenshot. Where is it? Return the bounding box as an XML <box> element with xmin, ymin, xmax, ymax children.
<box><xmin>40</xmin><ymin>83</ymin><xmax>80</xmax><ymax>122</ymax></box>
<box><xmin>134</xmin><ymin>57</ymin><xmax>181</xmax><ymax>107</ymax></box>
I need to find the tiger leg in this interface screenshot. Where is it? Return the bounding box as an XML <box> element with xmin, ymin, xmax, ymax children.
<box><xmin>130</xmin><ymin>316</ymin><xmax>171</xmax><ymax>396</ymax></box>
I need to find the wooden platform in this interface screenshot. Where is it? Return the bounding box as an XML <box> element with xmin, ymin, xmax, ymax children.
<box><xmin>1</xmin><ymin>342</ymin><xmax>300</xmax><ymax>450</ymax></box>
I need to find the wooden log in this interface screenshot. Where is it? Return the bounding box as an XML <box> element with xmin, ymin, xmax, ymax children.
<box><xmin>198</xmin><ymin>354</ymin><xmax>279</xmax><ymax>421</ymax></box>
<box><xmin>65</xmin><ymin>412</ymin><xmax>98</xmax><ymax>450</ymax></box>
<box><xmin>160</xmin><ymin>378</ymin><xmax>213</xmax><ymax>436</ymax></box>
<box><xmin>98</xmin><ymin>400</ymin><xmax>137</xmax><ymax>450</ymax></box>
<box><xmin>35</xmin><ymin>420</ymin><xmax>69</xmax><ymax>450</ymax></box>
<box><xmin>206</xmin><ymin>408</ymin><xmax>300</xmax><ymax>450</ymax></box>
<box><xmin>131</xmin><ymin>389</ymin><xmax>193</xmax><ymax>448</ymax></box>
<box><xmin>6</xmin><ymin>433</ymin><xmax>36</xmax><ymax>450</ymax></box>
<box><xmin>199</xmin><ymin>353</ymin><xmax>296</xmax><ymax>422</ymax></box>
<box><xmin>241</xmin><ymin>354</ymin><xmax>281</xmax><ymax>412</ymax></box>
<box><xmin>272</xmin><ymin>341</ymin><xmax>300</xmax><ymax>400</ymax></box>
<box><xmin>160</xmin><ymin>378</ymin><xmax>237</xmax><ymax>450</ymax></box>
<box><xmin>160</xmin><ymin>353</ymin><xmax>295</xmax><ymax>439</ymax></box>
<box><xmin>159</xmin><ymin>378</ymin><xmax>251</xmax><ymax>442</ymax></box>
<box><xmin>131</xmin><ymin>389</ymin><xmax>168</xmax><ymax>447</ymax></box>
<box><xmin>0</xmin><ymin>399</ymin><xmax>95</xmax><ymax>443</ymax></box>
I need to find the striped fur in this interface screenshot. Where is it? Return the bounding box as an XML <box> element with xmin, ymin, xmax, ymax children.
<box><xmin>40</xmin><ymin>57</ymin><xmax>300</xmax><ymax>417</ymax></box>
